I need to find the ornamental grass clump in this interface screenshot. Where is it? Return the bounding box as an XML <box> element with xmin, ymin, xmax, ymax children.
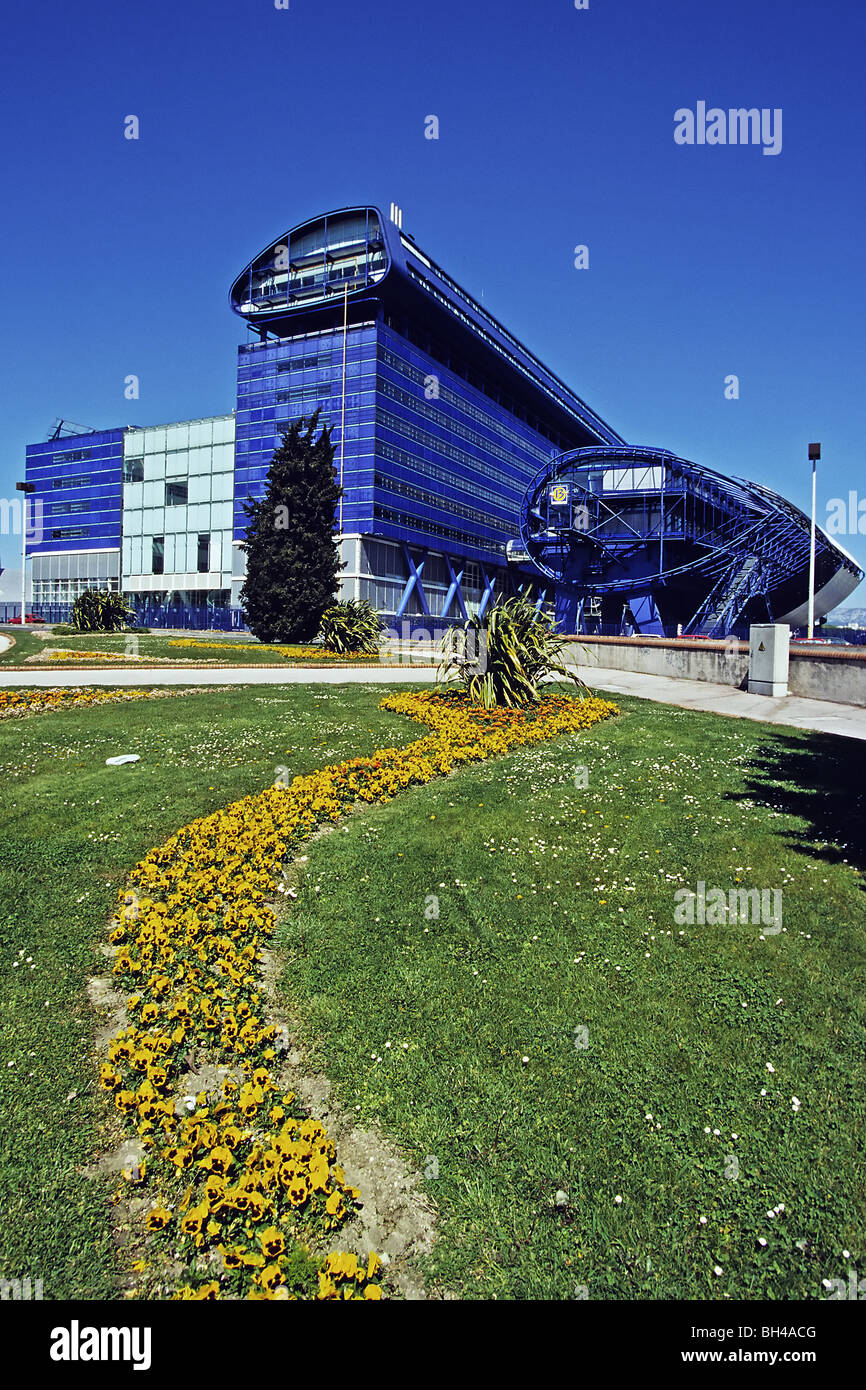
<box><xmin>438</xmin><ymin>595</ymin><xmax>586</xmax><ymax>708</ymax></box>
<box><xmin>99</xmin><ymin>688</ymin><xmax>617</xmax><ymax>1298</ymax></box>
<box><xmin>70</xmin><ymin>589</ymin><xmax>137</xmax><ymax>632</ymax></box>
<box><xmin>317</xmin><ymin>599</ymin><xmax>381</xmax><ymax>656</ymax></box>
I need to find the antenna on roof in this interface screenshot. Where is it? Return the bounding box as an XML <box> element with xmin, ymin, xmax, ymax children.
<box><xmin>47</xmin><ymin>418</ymin><xmax>95</xmax><ymax>441</ymax></box>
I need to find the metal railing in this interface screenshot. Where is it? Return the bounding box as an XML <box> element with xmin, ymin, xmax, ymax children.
<box><xmin>0</xmin><ymin>602</ymin><xmax>249</xmax><ymax>631</ymax></box>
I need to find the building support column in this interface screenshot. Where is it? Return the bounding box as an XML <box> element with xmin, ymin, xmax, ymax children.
<box><xmin>396</xmin><ymin>542</ymin><xmax>430</xmax><ymax>618</ymax></box>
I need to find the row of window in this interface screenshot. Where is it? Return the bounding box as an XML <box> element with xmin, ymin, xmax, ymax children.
<box><xmin>52</xmin><ymin>474</ymin><xmax>92</xmax><ymax>489</ymax></box>
<box><xmin>274</xmin><ymin>388</ymin><xmax>366</xmax><ymax>409</ymax></box>
<box><xmin>377</xmin><ymin>407</ymin><xmax>533</xmax><ymax>493</ymax></box>
<box><xmin>373</xmin><ymin>473</ymin><xmax>506</xmax><ymax>533</ymax></box>
<box><xmin>377</xmin><ymin>441</ymin><xmax>519</xmax><ymax>513</ymax></box>
<box><xmin>241</xmin><ymin>369</ymin><xmax>366</xmax><ymax>409</ymax></box>
<box><xmin>373</xmin><ymin>503</ymin><xmax>505</xmax><ymax>556</ymax></box>
<box><xmin>276</xmin><ymin>355</ymin><xmax>326</xmax><ymax>373</ymax></box>
<box><xmin>32</xmin><ymin>578</ymin><xmax>119</xmax><ymax>603</ymax></box>
<box><xmin>52</xmin><ymin>448</ymin><xmax>92</xmax><ymax>464</ymax></box>
<box><xmin>378</xmin><ymin>377</ymin><xmax>537</xmax><ymax>475</ymax></box>
<box><xmin>379</xmin><ymin>343</ymin><xmax>550</xmax><ymax>464</ymax></box>
<box><xmin>238</xmin><ymin>320</ymin><xmax>377</xmax><ymax>356</ymax></box>
<box><xmin>121</xmin><ymin>478</ymin><xmax>196</xmax><ymax>504</ymax></box>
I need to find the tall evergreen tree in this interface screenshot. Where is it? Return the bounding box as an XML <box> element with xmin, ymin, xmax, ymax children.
<box><xmin>240</xmin><ymin>412</ymin><xmax>343</xmax><ymax>643</ymax></box>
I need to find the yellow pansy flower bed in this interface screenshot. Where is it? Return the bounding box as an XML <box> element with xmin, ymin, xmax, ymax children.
<box><xmin>167</xmin><ymin>639</ymin><xmax>380</xmax><ymax>662</ymax></box>
<box><xmin>101</xmin><ymin>689</ymin><xmax>618</xmax><ymax>1299</ymax></box>
<box><xmin>0</xmin><ymin>687</ymin><xmax>213</xmax><ymax>719</ymax></box>
<box><xmin>46</xmin><ymin>648</ymin><xmax>147</xmax><ymax>662</ymax></box>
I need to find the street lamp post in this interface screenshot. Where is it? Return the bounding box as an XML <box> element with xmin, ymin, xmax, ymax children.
<box><xmin>15</xmin><ymin>481</ymin><xmax>35</xmax><ymax>627</ymax></box>
<box><xmin>807</xmin><ymin>443</ymin><xmax>820</xmax><ymax>640</ymax></box>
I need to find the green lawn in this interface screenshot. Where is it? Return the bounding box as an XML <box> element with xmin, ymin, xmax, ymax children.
<box><xmin>275</xmin><ymin>694</ymin><xmax>866</xmax><ymax>1300</ymax></box>
<box><xmin>1</xmin><ymin>683</ymin><xmax>863</xmax><ymax>1301</ymax></box>
<box><xmin>0</xmin><ymin>684</ymin><xmax>418</xmax><ymax>1299</ymax></box>
<box><xmin>0</xmin><ymin>630</ymin><xmax>45</xmax><ymax>663</ymax></box>
<box><xmin>0</xmin><ymin>629</ymin><xmax>422</xmax><ymax>667</ymax></box>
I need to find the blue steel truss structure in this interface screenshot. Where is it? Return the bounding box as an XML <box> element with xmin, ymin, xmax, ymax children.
<box><xmin>519</xmin><ymin>446</ymin><xmax>863</xmax><ymax>636</ymax></box>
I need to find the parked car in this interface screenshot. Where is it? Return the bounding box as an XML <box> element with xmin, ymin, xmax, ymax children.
<box><xmin>6</xmin><ymin>613</ymin><xmax>45</xmax><ymax>624</ymax></box>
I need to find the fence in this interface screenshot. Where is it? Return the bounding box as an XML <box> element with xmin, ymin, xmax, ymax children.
<box><xmin>0</xmin><ymin>602</ymin><xmax>249</xmax><ymax>631</ymax></box>
<box><xmin>2</xmin><ymin>601</ymin><xmax>861</xmax><ymax>645</ymax></box>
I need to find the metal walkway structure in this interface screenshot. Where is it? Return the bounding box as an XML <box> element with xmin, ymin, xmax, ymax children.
<box><xmin>519</xmin><ymin>446</ymin><xmax>863</xmax><ymax>637</ymax></box>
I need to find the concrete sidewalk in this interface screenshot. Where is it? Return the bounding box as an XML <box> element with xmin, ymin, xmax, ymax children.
<box><xmin>0</xmin><ymin>663</ymin><xmax>437</xmax><ymax>688</ymax></box>
<box><xmin>575</xmin><ymin>664</ymin><xmax>866</xmax><ymax>741</ymax></box>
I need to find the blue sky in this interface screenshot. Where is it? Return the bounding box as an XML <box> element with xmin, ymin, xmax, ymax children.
<box><xmin>1</xmin><ymin>0</ymin><xmax>864</xmax><ymax>583</ymax></box>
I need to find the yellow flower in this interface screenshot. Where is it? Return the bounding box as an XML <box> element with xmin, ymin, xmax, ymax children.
<box><xmin>180</xmin><ymin>1202</ymin><xmax>209</xmax><ymax>1238</ymax></box>
<box><xmin>164</xmin><ymin>1146</ymin><xmax>195</xmax><ymax>1171</ymax></box>
<box><xmin>145</xmin><ymin>1206</ymin><xmax>172</xmax><ymax>1231</ymax></box>
<box><xmin>187</xmin><ymin>1281</ymin><xmax>220</xmax><ymax>1300</ymax></box>
<box><xmin>325</xmin><ymin>1191</ymin><xmax>346</xmax><ymax>1222</ymax></box>
<box><xmin>199</xmin><ymin>1145</ymin><xmax>234</xmax><ymax>1177</ymax></box>
<box><xmin>219</xmin><ymin>1245</ymin><xmax>246</xmax><ymax>1271</ymax></box>
<box><xmin>259</xmin><ymin>1226</ymin><xmax>285</xmax><ymax>1259</ymax></box>
<box><xmin>259</xmin><ymin>1263</ymin><xmax>285</xmax><ymax>1291</ymax></box>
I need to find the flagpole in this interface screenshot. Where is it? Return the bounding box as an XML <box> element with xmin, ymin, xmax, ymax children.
<box><xmin>339</xmin><ymin>281</ymin><xmax>348</xmax><ymax>537</ymax></box>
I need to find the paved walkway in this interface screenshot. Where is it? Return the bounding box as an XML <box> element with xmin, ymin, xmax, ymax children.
<box><xmin>2</xmin><ymin>645</ymin><xmax>864</xmax><ymax>739</ymax></box>
<box><xmin>573</xmin><ymin>664</ymin><xmax>866</xmax><ymax>741</ymax></box>
<box><xmin>0</xmin><ymin>663</ymin><xmax>437</xmax><ymax>688</ymax></box>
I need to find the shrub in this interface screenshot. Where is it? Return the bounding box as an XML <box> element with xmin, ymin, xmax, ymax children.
<box><xmin>70</xmin><ymin>590</ymin><xmax>137</xmax><ymax>633</ymax></box>
<box><xmin>318</xmin><ymin>599</ymin><xmax>381</xmax><ymax>655</ymax></box>
<box><xmin>438</xmin><ymin>595</ymin><xmax>586</xmax><ymax>708</ymax></box>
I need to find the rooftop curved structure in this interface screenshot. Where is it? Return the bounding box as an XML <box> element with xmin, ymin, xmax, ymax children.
<box><xmin>520</xmin><ymin>446</ymin><xmax>863</xmax><ymax>636</ymax></box>
<box><xmin>228</xmin><ymin>204</ymin><xmax>624</xmax><ymax>450</ymax></box>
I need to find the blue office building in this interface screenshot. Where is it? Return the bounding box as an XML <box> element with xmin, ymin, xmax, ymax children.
<box><xmin>229</xmin><ymin>204</ymin><xmax>624</xmax><ymax>620</ymax></box>
<box><xmin>25</xmin><ymin>429</ymin><xmax>125</xmax><ymax>607</ymax></box>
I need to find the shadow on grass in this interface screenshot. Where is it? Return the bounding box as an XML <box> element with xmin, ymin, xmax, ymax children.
<box><xmin>726</xmin><ymin>729</ymin><xmax>866</xmax><ymax>879</ymax></box>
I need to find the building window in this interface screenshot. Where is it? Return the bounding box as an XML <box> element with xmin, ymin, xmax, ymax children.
<box><xmin>52</xmin><ymin>474</ymin><xmax>91</xmax><ymax>489</ymax></box>
<box><xmin>123</xmin><ymin>459</ymin><xmax>144</xmax><ymax>483</ymax></box>
<box><xmin>152</xmin><ymin>537</ymin><xmax>164</xmax><ymax>575</ymax></box>
<box><xmin>53</xmin><ymin>448</ymin><xmax>92</xmax><ymax>464</ymax></box>
<box><xmin>165</xmin><ymin>480</ymin><xmax>188</xmax><ymax>506</ymax></box>
<box><xmin>197</xmin><ymin>534</ymin><xmax>210</xmax><ymax>573</ymax></box>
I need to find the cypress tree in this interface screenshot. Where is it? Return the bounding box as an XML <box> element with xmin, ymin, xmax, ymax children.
<box><xmin>239</xmin><ymin>412</ymin><xmax>343</xmax><ymax>643</ymax></box>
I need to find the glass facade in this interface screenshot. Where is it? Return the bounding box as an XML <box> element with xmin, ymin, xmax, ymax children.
<box><xmin>121</xmin><ymin>415</ymin><xmax>234</xmax><ymax>605</ymax></box>
<box><xmin>231</xmin><ymin>310</ymin><xmax>579</xmax><ymax>612</ymax></box>
<box><xmin>233</xmin><ymin>322</ymin><xmax>377</xmax><ymax>548</ymax></box>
